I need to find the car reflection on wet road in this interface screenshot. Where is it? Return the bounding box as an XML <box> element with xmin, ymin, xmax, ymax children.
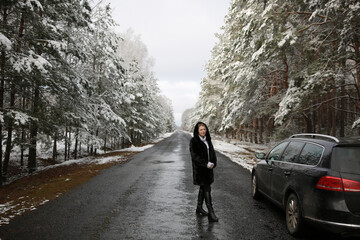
<box><xmin>0</xmin><ymin>131</ymin><xmax>355</xmax><ymax>240</ymax></box>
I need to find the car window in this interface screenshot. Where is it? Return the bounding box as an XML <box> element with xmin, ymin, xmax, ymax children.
<box><xmin>280</xmin><ymin>141</ymin><xmax>305</xmax><ymax>163</ymax></box>
<box><xmin>297</xmin><ymin>143</ymin><xmax>324</xmax><ymax>165</ymax></box>
<box><xmin>331</xmin><ymin>147</ymin><xmax>360</xmax><ymax>174</ymax></box>
<box><xmin>267</xmin><ymin>142</ymin><xmax>289</xmax><ymax>161</ymax></box>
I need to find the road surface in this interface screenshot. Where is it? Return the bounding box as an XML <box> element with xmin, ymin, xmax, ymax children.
<box><xmin>0</xmin><ymin>131</ymin><xmax>351</xmax><ymax>239</ymax></box>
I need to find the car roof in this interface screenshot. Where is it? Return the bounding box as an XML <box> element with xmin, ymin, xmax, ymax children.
<box><xmin>337</xmin><ymin>136</ymin><xmax>360</xmax><ymax>145</ymax></box>
<box><xmin>289</xmin><ymin>134</ymin><xmax>360</xmax><ymax>146</ymax></box>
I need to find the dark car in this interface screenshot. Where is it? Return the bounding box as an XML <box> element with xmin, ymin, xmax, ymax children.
<box><xmin>251</xmin><ymin>133</ymin><xmax>360</xmax><ymax>237</ymax></box>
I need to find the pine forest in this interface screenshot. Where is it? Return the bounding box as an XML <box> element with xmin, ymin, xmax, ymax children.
<box><xmin>182</xmin><ymin>0</ymin><xmax>360</xmax><ymax>144</ymax></box>
<box><xmin>0</xmin><ymin>1</ymin><xmax>176</xmax><ymax>185</ymax></box>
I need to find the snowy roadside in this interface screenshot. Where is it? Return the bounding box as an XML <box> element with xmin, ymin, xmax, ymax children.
<box><xmin>212</xmin><ymin>138</ymin><xmax>269</xmax><ymax>171</ymax></box>
<box><xmin>4</xmin><ymin>132</ymin><xmax>174</xmax><ymax>186</ymax></box>
<box><xmin>0</xmin><ymin>132</ymin><xmax>174</xmax><ymax>226</ymax></box>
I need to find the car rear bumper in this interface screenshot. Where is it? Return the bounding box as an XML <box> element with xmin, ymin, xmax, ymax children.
<box><xmin>305</xmin><ymin>216</ymin><xmax>360</xmax><ymax>229</ymax></box>
<box><xmin>305</xmin><ymin>216</ymin><xmax>360</xmax><ymax>236</ymax></box>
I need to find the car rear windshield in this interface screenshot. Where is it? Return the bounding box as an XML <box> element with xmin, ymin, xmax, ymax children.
<box><xmin>331</xmin><ymin>147</ymin><xmax>360</xmax><ymax>174</ymax></box>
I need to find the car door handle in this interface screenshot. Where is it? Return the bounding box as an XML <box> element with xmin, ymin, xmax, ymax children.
<box><xmin>268</xmin><ymin>168</ymin><xmax>273</xmax><ymax>172</ymax></box>
<box><xmin>284</xmin><ymin>171</ymin><xmax>291</xmax><ymax>176</ymax></box>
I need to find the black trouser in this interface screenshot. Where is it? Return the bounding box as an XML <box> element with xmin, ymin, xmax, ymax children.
<box><xmin>197</xmin><ymin>185</ymin><xmax>210</xmax><ymax>210</ymax></box>
<box><xmin>198</xmin><ymin>185</ymin><xmax>211</xmax><ymax>209</ymax></box>
<box><xmin>200</xmin><ymin>184</ymin><xmax>211</xmax><ymax>193</ymax></box>
<box><xmin>200</xmin><ymin>184</ymin><xmax>212</xmax><ymax>209</ymax></box>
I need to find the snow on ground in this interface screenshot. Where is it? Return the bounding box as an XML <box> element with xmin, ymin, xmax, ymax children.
<box><xmin>212</xmin><ymin>138</ymin><xmax>269</xmax><ymax>171</ymax></box>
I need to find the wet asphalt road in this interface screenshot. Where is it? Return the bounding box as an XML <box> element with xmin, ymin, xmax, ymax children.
<box><xmin>0</xmin><ymin>131</ymin><xmax>354</xmax><ymax>240</ymax></box>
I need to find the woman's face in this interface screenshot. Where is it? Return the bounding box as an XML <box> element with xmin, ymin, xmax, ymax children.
<box><xmin>198</xmin><ymin>125</ymin><xmax>206</xmax><ymax>138</ymax></box>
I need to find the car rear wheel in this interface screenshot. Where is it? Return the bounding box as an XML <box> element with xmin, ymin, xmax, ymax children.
<box><xmin>251</xmin><ymin>173</ymin><xmax>261</xmax><ymax>199</ymax></box>
<box><xmin>286</xmin><ymin>193</ymin><xmax>303</xmax><ymax>236</ymax></box>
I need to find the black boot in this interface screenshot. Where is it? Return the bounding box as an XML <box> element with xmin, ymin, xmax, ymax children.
<box><xmin>204</xmin><ymin>190</ymin><xmax>219</xmax><ymax>222</ymax></box>
<box><xmin>196</xmin><ymin>188</ymin><xmax>208</xmax><ymax>216</ymax></box>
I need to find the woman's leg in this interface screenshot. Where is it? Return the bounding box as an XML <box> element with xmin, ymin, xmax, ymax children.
<box><xmin>196</xmin><ymin>186</ymin><xmax>208</xmax><ymax>216</ymax></box>
<box><xmin>203</xmin><ymin>185</ymin><xmax>219</xmax><ymax>222</ymax></box>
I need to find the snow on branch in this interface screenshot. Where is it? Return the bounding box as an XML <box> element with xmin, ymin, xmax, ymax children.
<box><xmin>274</xmin><ymin>87</ymin><xmax>303</xmax><ymax>125</ymax></box>
<box><xmin>297</xmin><ymin>20</ymin><xmax>332</xmax><ymax>33</ymax></box>
<box><xmin>0</xmin><ymin>33</ymin><xmax>12</xmax><ymax>50</ymax></box>
<box><xmin>353</xmin><ymin>118</ymin><xmax>360</xmax><ymax>129</ymax></box>
<box><xmin>7</xmin><ymin>110</ymin><xmax>32</xmax><ymax>125</ymax></box>
<box><xmin>20</xmin><ymin>0</ymin><xmax>44</xmax><ymax>11</ymax></box>
<box><xmin>278</xmin><ymin>27</ymin><xmax>297</xmax><ymax>48</ymax></box>
<box><xmin>275</xmin><ymin>11</ymin><xmax>330</xmax><ymax>20</ymax></box>
<box><xmin>13</xmin><ymin>50</ymin><xmax>52</xmax><ymax>74</ymax></box>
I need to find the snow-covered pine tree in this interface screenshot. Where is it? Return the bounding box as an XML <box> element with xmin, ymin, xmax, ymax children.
<box><xmin>186</xmin><ymin>0</ymin><xmax>359</xmax><ymax>142</ymax></box>
<box><xmin>0</xmin><ymin>0</ymin><xmax>92</xmax><ymax>174</ymax></box>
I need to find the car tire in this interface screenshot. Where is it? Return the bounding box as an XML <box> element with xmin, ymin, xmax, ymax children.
<box><xmin>286</xmin><ymin>193</ymin><xmax>303</xmax><ymax>237</ymax></box>
<box><xmin>251</xmin><ymin>173</ymin><xmax>261</xmax><ymax>200</ymax></box>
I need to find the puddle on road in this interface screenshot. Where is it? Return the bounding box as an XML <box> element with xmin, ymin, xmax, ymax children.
<box><xmin>151</xmin><ymin>160</ymin><xmax>175</xmax><ymax>164</ymax></box>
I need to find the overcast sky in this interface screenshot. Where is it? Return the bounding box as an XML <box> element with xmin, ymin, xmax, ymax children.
<box><xmin>107</xmin><ymin>0</ymin><xmax>230</xmax><ymax>126</ymax></box>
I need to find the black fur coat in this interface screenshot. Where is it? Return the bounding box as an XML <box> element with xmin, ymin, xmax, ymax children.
<box><xmin>189</xmin><ymin>122</ymin><xmax>217</xmax><ymax>185</ymax></box>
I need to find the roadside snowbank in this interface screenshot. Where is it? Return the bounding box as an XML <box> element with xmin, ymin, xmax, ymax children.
<box><xmin>212</xmin><ymin>138</ymin><xmax>268</xmax><ymax>171</ymax></box>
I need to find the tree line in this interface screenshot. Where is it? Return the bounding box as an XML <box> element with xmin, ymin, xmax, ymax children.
<box><xmin>0</xmin><ymin>1</ymin><xmax>175</xmax><ymax>185</ymax></box>
<box><xmin>182</xmin><ymin>0</ymin><xmax>360</xmax><ymax>143</ymax></box>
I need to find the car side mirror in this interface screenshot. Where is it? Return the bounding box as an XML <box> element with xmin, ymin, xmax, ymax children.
<box><xmin>255</xmin><ymin>153</ymin><xmax>265</xmax><ymax>160</ymax></box>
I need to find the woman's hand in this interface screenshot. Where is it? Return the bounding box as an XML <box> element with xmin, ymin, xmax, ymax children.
<box><xmin>207</xmin><ymin>162</ymin><xmax>214</xmax><ymax>169</ymax></box>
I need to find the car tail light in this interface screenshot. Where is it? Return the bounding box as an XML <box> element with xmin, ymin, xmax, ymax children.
<box><xmin>342</xmin><ymin>179</ymin><xmax>360</xmax><ymax>192</ymax></box>
<box><xmin>316</xmin><ymin>176</ymin><xmax>360</xmax><ymax>192</ymax></box>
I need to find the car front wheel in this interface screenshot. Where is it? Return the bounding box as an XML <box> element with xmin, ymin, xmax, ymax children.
<box><xmin>251</xmin><ymin>173</ymin><xmax>261</xmax><ymax>199</ymax></box>
<box><xmin>286</xmin><ymin>193</ymin><xmax>303</xmax><ymax>236</ymax></box>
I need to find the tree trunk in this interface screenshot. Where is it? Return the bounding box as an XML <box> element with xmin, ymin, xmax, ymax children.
<box><xmin>20</xmin><ymin>126</ymin><xmax>25</xmax><ymax>166</ymax></box>
<box><xmin>258</xmin><ymin>117</ymin><xmax>263</xmax><ymax>144</ymax></box>
<box><xmin>104</xmin><ymin>133</ymin><xmax>107</xmax><ymax>153</ymax></box>
<box><xmin>20</xmin><ymin>96</ymin><xmax>26</xmax><ymax>166</ymax></box>
<box><xmin>326</xmin><ymin>90</ymin><xmax>332</xmax><ymax>135</ymax></box>
<box><xmin>64</xmin><ymin>127</ymin><xmax>68</xmax><ymax>161</ymax></box>
<box><xmin>340</xmin><ymin>85</ymin><xmax>345</xmax><ymax>137</ymax></box>
<box><xmin>302</xmin><ymin>113</ymin><xmax>312</xmax><ymax>133</ymax></box>
<box><xmin>354</xmin><ymin>36</ymin><xmax>360</xmax><ymax>112</ymax></box>
<box><xmin>332</xmin><ymin>88</ymin><xmax>336</xmax><ymax>136</ymax></box>
<box><xmin>253</xmin><ymin>118</ymin><xmax>258</xmax><ymax>144</ymax></box>
<box><xmin>312</xmin><ymin>104</ymin><xmax>316</xmax><ymax>133</ymax></box>
<box><xmin>317</xmin><ymin>96</ymin><xmax>323</xmax><ymax>133</ymax></box>
<box><xmin>3</xmin><ymin>84</ymin><xmax>16</xmax><ymax>178</ymax></box>
<box><xmin>244</xmin><ymin>124</ymin><xmax>248</xmax><ymax>142</ymax></box>
<box><xmin>239</xmin><ymin>125</ymin><xmax>243</xmax><ymax>141</ymax></box>
<box><xmin>52</xmin><ymin>131</ymin><xmax>57</xmax><ymax>163</ymax></box>
<box><xmin>0</xmin><ymin>8</ymin><xmax>8</xmax><ymax>185</ymax></box>
<box><xmin>67</xmin><ymin>127</ymin><xmax>71</xmax><ymax>159</ymax></box>
<box><xmin>236</xmin><ymin>125</ymin><xmax>240</xmax><ymax>140</ymax></box>
<box><xmin>74</xmin><ymin>129</ymin><xmax>78</xmax><ymax>159</ymax></box>
<box><xmin>283</xmin><ymin>53</ymin><xmax>288</xmax><ymax>89</ymax></box>
<box><xmin>28</xmin><ymin>86</ymin><xmax>40</xmax><ymax>173</ymax></box>
<box><xmin>94</xmin><ymin>128</ymin><xmax>98</xmax><ymax>155</ymax></box>
<box><xmin>268</xmin><ymin>117</ymin><xmax>274</xmax><ymax>140</ymax></box>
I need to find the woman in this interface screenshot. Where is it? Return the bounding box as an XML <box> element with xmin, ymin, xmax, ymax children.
<box><xmin>189</xmin><ymin>121</ymin><xmax>218</xmax><ymax>222</ymax></box>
